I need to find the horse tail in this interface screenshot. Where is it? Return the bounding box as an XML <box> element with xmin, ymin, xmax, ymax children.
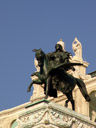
<box><xmin>76</xmin><ymin>78</ymin><xmax>91</xmax><ymax>102</ymax></box>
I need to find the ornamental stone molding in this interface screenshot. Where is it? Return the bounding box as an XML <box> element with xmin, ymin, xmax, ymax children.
<box><xmin>17</xmin><ymin>99</ymin><xmax>96</xmax><ymax>128</ymax></box>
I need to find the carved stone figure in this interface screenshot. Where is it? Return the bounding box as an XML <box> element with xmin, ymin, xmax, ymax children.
<box><xmin>72</xmin><ymin>38</ymin><xmax>82</xmax><ymax>60</ymax></box>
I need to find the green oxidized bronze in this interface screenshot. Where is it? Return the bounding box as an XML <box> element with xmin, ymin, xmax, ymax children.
<box><xmin>27</xmin><ymin>44</ymin><xmax>91</xmax><ymax>110</ymax></box>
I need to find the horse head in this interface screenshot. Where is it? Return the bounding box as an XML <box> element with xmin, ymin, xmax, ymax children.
<box><xmin>33</xmin><ymin>48</ymin><xmax>45</xmax><ymax>67</ymax></box>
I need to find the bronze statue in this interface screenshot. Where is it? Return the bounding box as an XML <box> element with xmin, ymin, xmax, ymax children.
<box><xmin>47</xmin><ymin>44</ymin><xmax>74</xmax><ymax>71</ymax></box>
<box><xmin>27</xmin><ymin>44</ymin><xmax>91</xmax><ymax>110</ymax></box>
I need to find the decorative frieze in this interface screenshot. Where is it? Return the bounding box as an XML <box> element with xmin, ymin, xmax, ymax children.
<box><xmin>17</xmin><ymin>100</ymin><xmax>96</xmax><ymax>128</ymax></box>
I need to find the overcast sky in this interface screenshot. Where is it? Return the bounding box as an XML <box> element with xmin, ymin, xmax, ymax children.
<box><xmin>0</xmin><ymin>0</ymin><xmax>96</xmax><ymax>111</ymax></box>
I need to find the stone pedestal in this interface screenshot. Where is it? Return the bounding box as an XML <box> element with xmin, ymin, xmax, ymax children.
<box><xmin>17</xmin><ymin>99</ymin><xmax>96</xmax><ymax>128</ymax></box>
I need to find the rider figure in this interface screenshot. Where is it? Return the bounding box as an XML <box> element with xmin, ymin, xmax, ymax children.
<box><xmin>46</xmin><ymin>43</ymin><xmax>75</xmax><ymax>98</ymax></box>
<box><xmin>47</xmin><ymin>44</ymin><xmax>75</xmax><ymax>71</ymax></box>
<box><xmin>27</xmin><ymin>44</ymin><xmax>91</xmax><ymax>103</ymax></box>
<box><xmin>46</xmin><ymin>43</ymin><xmax>91</xmax><ymax>102</ymax></box>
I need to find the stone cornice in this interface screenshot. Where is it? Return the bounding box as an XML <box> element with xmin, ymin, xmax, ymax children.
<box><xmin>17</xmin><ymin>100</ymin><xmax>96</xmax><ymax>128</ymax></box>
<box><xmin>0</xmin><ymin>102</ymin><xmax>30</xmax><ymax>118</ymax></box>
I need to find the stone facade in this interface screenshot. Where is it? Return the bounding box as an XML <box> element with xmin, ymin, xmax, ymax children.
<box><xmin>0</xmin><ymin>38</ymin><xmax>96</xmax><ymax>128</ymax></box>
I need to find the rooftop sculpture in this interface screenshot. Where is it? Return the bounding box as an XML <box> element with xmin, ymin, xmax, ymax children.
<box><xmin>27</xmin><ymin>39</ymin><xmax>91</xmax><ymax>110</ymax></box>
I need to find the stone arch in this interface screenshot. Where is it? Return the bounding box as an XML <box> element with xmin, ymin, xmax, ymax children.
<box><xmin>89</xmin><ymin>91</ymin><xmax>96</xmax><ymax>122</ymax></box>
<box><xmin>10</xmin><ymin>119</ymin><xmax>18</xmax><ymax>128</ymax></box>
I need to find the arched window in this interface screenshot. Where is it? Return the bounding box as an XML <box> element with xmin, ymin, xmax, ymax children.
<box><xmin>89</xmin><ymin>91</ymin><xmax>96</xmax><ymax>122</ymax></box>
<box><xmin>11</xmin><ymin>120</ymin><xmax>18</xmax><ymax>128</ymax></box>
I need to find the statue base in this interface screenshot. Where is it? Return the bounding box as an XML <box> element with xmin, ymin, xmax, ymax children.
<box><xmin>16</xmin><ymin>99</ymin><xmax>96</xmax><ymax>128</ymax></box>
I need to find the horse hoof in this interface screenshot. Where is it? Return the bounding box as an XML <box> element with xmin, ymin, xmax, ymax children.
<box><xmin>27</xmin><ymin>88</ymin><xmax>31</xmax><ymax>92</ymax></box>
<box><xmin>65</xmin><ymin>104</ymin><xmax>68</xmax><ymax>108</ymax></box>
<box><xmin>44</xmin><ymin>96</ymin><xmax>48</xmax><ymax>99</ymax></box>
<box><xmin>85</xmin><ymin>95</ymin><xmax>91</xmax><ymax>102</ymax></box>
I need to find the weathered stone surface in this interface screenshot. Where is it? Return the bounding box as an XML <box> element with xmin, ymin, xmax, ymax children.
<box><xmin>17</xmin><ymin>99</ymin><xmax>96</xmax><ymax>128</ymax></box>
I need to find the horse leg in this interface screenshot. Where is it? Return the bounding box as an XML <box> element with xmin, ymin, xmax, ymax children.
<box><xmin>44</xmin><ymin>76</ymin><xmax>52</xmax><ymax>99</ymax></box>
<box><xmin>71</xmin><ymin>99</ymin><xmax>75</xmax><ymax>111</ymax></box>
<box><xmin>65</xmin><ymin>99</ymin><xmax>69</xmax><ymax>108</ymax></box>
<box><xmin>31</xmin><ymin>72</ymin><xmax>38</xmax><ymax>76</ymax></box>
<box><xmin>64</xmin><ymin>93</ymin><xmax>70</xmax><ymax>108</ymax></box>
<box><xmin>27</xmin><ymin>81</ymin><xmax>33</xmax><ymax>92</ymax></box>
<box><xmin>27</xmin><ymin>72</ymin><xmax>39</xmax><ymax>92</ymax></box>
<box><xmin>70</xmin><ymin>92</ymin><xmax>75</xmax><ymax>111</ymax></box>
<box><xmin>76</xmin><ymin>78</ymin><xmax>91</xmax><ymax>102</ymax></box>
<box><xmin>65</xmin><ymin>92</ymin><xmax>75</xmax><ymax>110</ymax></box>
<box><xmin>27</xmin><ymin>79</ymin><xmax>43</xmax><ymax>92</ymax></box>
